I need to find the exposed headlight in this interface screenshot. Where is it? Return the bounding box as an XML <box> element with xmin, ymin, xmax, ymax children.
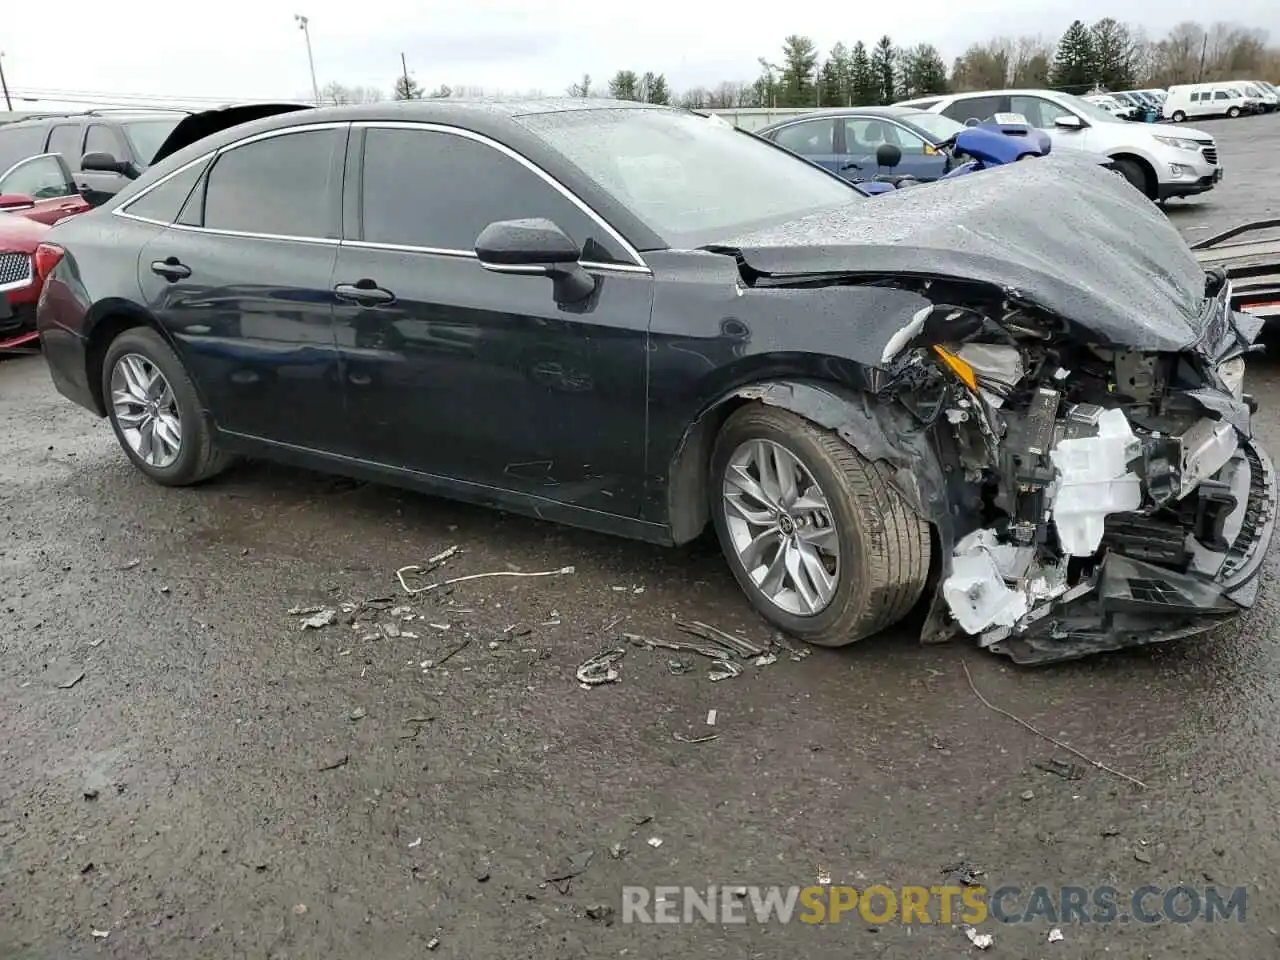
<box><xmin>1153</xmin><ymin>135</ymin><xmax>1202</xmax><ymax>151</ymax></box>
<box><xmin>1218</xmin><ymin>356</ymin><xmax>1246</xmax><ymax>401</ymax></box>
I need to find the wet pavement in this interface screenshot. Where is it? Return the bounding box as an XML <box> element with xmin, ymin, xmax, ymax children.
<box><xmin>4</xmin><ymin>115</ymin><xmax>1280</xmax><ymax>958</ymax></box>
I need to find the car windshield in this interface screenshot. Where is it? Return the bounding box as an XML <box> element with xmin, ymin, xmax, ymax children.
<box><xmin>1058</xmin><ymin>93</ymin><xmax>1123</xmax><ymax>124</ymax></box>
<box><xmin>121</xmin><ymin>118</ymin><xmax>183</xmax><ymax>165</ymax></box>
<box><xmin>901</xmin><ymin>111</ymin><xmax>966</xmax><ymax>142</ymax></box>
<box><xmin>517</xmin><ymin>107</ymin><xmax>858</xmax><ymax>248</ymax></box>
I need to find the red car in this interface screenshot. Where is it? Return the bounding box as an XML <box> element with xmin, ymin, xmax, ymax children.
<box><xmin>0</xmin><ymin>153</ymin><xmax>89</xmax><ymax>351</ymax></box>
<box><xmin>1</xmin><ymin>104</ymin><xmax>310</xmax><ymax>353</ymax></box>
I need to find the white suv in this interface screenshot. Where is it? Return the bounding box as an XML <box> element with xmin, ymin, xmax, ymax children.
<box><xmin>896</xmin><ymin>88</ymin><xmax>1221</xmax><ymax>202</ymax></box>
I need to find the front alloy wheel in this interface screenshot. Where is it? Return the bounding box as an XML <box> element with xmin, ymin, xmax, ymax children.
<box><xmin>722</xmin><ymin>438</ymin><xmax>839</xmax><ymax>616</ymax></box>
<box><xmin>110</xmin><ymin>353</ymin><xmax>182</xmax><ymax>468</ymax></box>
<box><xmin>710</xmin><ymin>405</ymin><xmax>932</xmax><ymax>646</ymax></box>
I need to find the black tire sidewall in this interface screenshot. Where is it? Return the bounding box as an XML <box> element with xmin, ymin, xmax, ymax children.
<box><xmin>1172</xmin><ymin>111</ymin><xmax>1186</xmax><ymax>123</ymax></box>
<box><xmin>709</xmin><ymin>410</ymin><xmax>870</xmax><ymax>638</ymax></box>
<box><xmin>1113</xmin><ymin>159</ymin><xmax>1147</xmax><ymax>195</ymax></box>
<box><xmin>101</xmin><ymin>328</ymin><xmax>208</xmax><ymax>485</ymax></box>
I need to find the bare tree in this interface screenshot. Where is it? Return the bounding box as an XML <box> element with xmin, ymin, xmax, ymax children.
<box><xmin>320</xmin><ymin>81</ymin><xmax>384</xmax><ymax>105</ymax></box>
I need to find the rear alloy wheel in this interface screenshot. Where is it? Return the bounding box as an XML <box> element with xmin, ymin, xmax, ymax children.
<box><xmin>1171</xmin><ymin>110</ymin><xmax>1186</xmax><ymax>123</ymax></box>
<box><xmin>710</xmin><ymin>405</ymin><xmax>931</xmax><ymax>645</ymax></box>
<box><xmin>102</xmin><ymin>327</ymin><xmax>230</xmax><ymax>486</ymax></box>
<box><xmin>1227</xmin><ymin>106</ymin><xmax>1241</xmax><ymax>119</ymax></box>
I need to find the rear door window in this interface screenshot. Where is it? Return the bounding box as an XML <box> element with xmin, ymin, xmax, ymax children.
<box><xmin>770</xmin><ymin>119</ymin><xmax>837</xmax><ymax>157</ymax></box>
<box><xmin>45</xmin><ymin>124</ymin><xmax>84</xmax><ymax>164</ymax></box>
<box><xmin>357</xmin><ymin>126</ymin><xmax>626</xmax><ymax>262</ymax></box>
<box><xmin>940</xmin><ymin>96</ymin><xmax>1005</xmax><ymax>125</ymax></box>
<box><xmin>199</xmin><ymin>129</ymin><xmax>342</xmax><ymax>239</ymax></box>
<box><xmin>0</xmin><ymin>155</ymin><xmax>77</xmax><ymax>199</ymax></box>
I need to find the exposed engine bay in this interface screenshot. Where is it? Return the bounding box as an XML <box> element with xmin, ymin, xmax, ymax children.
<box><xmin>879</xmin><ymin>270</ymin><xmax>1276</xmax><ymax>664</ymax></box>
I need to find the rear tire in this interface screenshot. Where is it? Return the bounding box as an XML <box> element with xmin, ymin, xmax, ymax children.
<box><xmin>1112</xmin><ymin>158</ymin><xmax>1151</xmax><ymax>198</ymax></box>
<box><xmin>1171</xmin><ymin>110</ymin><xmax>1186</xmax><ymax>123</ymax></box>
<box><xmin>101</xmin><ymin>327</ymin><xmax>230</xmax><ymax>486</ymax></box>
<box><xmin>709</xmin><ymin>405</ymin><xmax>931</xmax><ymax>646</ymax></box>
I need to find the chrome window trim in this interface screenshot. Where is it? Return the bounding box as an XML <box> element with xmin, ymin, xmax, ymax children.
<box><xmin>110</xmin><ymin>118</ymin><xmax>653</xmax><ymax>275</ymax></box>
<box><xmin>113</xmin><ymin>122</ymin><xmax>349</xmax><ymax>239</ymax></box>
<box><xmin>353</xmin><ymin>120</ymin><xmax>648</xmax><ymax>270</ymax></box>
<box><xmin>340</xmin><ymin>239</ymin><xmax>650</xmax><ymax>276</ymax></box>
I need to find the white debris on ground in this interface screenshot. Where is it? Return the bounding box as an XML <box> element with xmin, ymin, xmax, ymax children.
<box><xmin>963</xmin><ymin>925</ymin><xmax>994</xmax><ymax>949</ymax></box>
<box><xmin>1048</xmin><ymin>406</ymin><xmax>1143</xmax><ymax>556</ymax></box>
<box><xmin>1048</xmin><ymin>926</ymin><xmax>1064</xmax><ymax>943</ymax></box>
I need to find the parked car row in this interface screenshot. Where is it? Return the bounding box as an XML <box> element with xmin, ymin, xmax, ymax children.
<box><xmin>894</xmin><ymin>88</ymin><xmax>1221</xmax><ymax>201</ymax></box>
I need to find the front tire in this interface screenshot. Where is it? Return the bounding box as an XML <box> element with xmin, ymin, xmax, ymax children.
<box><xmin>1227</xmin><ymin>106</ymin><xmax>1241</xmax><ymax>119</ymax></box>
<box><xmin>102</xmin><ymin>327</ymin><xmax>230</xmax><ymax>486</ymax></box>
<box><xmin>1171</xmin><ymin>110</ymin><xmax>1186</xmax><ymax>123</ymax></box>
<box><xmin>709</xmin><ymin>405</ymin><xmax>931</xmax><ymax>646</ymax></box>
<box><xmin>1111</xmin><ymin>158</ymin><xmax>1151</xmax><ymax>198</ymax></box>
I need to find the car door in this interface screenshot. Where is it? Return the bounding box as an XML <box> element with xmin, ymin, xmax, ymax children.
<box><xmin>136</xmin><ymin>124</ymin><xmax>350</xmax><ymax>451</ymax></box>
<box><xmin>330</xmin><ymin>122</ymin><xmax>653</xmax><ymax>518</ymax></box>
<box><xmin>841</xmin><ymin>118</ymin><xmax>946</xmax><ymax>180</ymax></box>
<box><xmin>0</xmin><ymin>154</ymin><xmax>89</xmax><ymax>224</ymax></box>
<box><xmin>765</xmin><ymin>118</ymin><xmax>842</xmax><ymax>173</ymax></box>
<box><xmin>1010</xmin><ymin>95</ymin><xmax>1091</xmax><ymax>152</ymax></box>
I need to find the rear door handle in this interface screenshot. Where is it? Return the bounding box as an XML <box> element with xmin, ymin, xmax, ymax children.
<box><xmin>334</xmin><ymin>281</ymin><xmax>395</xmax><ymax>305</ymax></box>
<box><xmin>150</xmin><ymin>257</ymin><xmax>191</xmax><ymax>281</ymax></box>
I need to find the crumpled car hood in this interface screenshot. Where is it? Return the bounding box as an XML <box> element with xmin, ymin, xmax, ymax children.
<box><xmin>715</xmin><ymin>155</ymin><xmax>1210</xmax><ymax>352</ymax></box>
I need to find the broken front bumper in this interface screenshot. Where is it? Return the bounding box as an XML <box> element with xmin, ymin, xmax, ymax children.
<box><xmin>984</xmin><ymin>439</ymin><xmax>1276</xmax><ymax>664</ymax></box>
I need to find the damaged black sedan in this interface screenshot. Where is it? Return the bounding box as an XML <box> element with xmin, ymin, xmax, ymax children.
<box><xmin>34</xmin><ymin>99</ymin><xmax>1275</xmax><ymax>664</ymax></box>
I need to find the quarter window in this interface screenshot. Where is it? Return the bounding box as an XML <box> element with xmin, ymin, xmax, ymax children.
<box><xmin>770</xmin><ymin>119</ymin><xmax>836</xmax><ymax>157</ymax></box>
<box><xmin>358</xmin><ymin>127</ymin><xmax>625</xmax><ymax>261</ymax></box>
<box><xmin>0</xmin><ymin>155</ymin><xmax>76</xmax><ymax>199</ymax></box>
<box><xmin>201</xmin><ymin>130</ymin><xmax>340</xmax><ymax>238</ymax></box>
<box><xmin>123</xmin><ymin>160</ymin><xmax>209</xmax><ymax>223</ymax></box>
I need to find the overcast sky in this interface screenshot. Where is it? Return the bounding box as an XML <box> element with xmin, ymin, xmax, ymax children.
<box><xmin>4</xmin><ymin>0</ymin><xmax>1277</xmax><ymax>107</ymax></box>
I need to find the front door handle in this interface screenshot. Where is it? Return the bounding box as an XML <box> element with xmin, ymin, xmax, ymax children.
<box><xmin>150</xmin><ymin>257</ymin><xmax>191</xmax><ymax>281</ymax></box>
<box><xmin>334</xmin><ymin>280</ymin><xmax>395</xmax><ymax>305</ymax></box>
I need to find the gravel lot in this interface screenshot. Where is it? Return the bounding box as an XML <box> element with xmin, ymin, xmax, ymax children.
<box><xmin>3</xmin><ymin>113</ymin><xmax>1280</xmax><ymax>959</ymax></box>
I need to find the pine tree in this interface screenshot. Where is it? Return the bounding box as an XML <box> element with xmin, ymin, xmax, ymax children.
<box><xmin>870</xmin><ymin>35</ymin><xmax>897</xmax><ymax>104</ymax></box>
<box><xmin>819</xmin><ymin>59</ymin><xmax>842</xmax><ymax>107</ymax></box>
<box><xmin>828</xmin><ymin>42</ymin><xmax>852</xmax><ymax>105</ymax></box>
<box><xmin>608</xmin><ymin>70</ymin><xmax>639</xmax><ymax>100</ymax></box>
<box><xmin>567</xmin><ymin>74</ymin><xmax>592</xmax><ymax>97</ymax></box>
<box><xmin>1051</xmin><ymin>20</ymin><xmax>1096</xmax><ymax>91</ymax></box>
<box><xmin>1091</xmin><ymin>18</ymin><xmax>1135</xmax><ymax>90</ymax></box>
<box><xmin>779</xmin><ymin>35</ymin><xmax>819</xmax><ymax>107</ymax></box>
<box><xmin>644</xmin><ymin>73</ymin><xmax>671</xmax><ymax>104</ymax></box>
<box><xmin>901</xmin><ymin>43</ymin><xmax>948</xmax><ymax>97</ymax></box>
<box><xmin>849</xmin><ymin>42</ymin><xmax>876</xmax><ymax>105</ymax></box>
<box><xmin>392</xmin><ymin>73</ymin><xmax>423</xmax><ymax>100</ymax></box>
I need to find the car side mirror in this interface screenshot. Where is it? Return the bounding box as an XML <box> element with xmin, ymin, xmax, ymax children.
<box><xmin>1053</xmin><ymin>115</ymin><xmax>1086</xmax><ymax>130</ymax></box>
<box><xmin>81</xmin><ymin>151</ymin><xmax>133</xmax><ymax>177</ymax></box>
<box><xmin>0</xmin><ymin>193</ymin><xmax>36</xmax><ymax>211</ymax></box>
<box><xmin>875</xmin><ymin>143</ymin><xmax>902</xmax><ymax>169</ymax></box>
<box><xmin>475</xmin><ymin>218</ymin><xmax>596</xmax><ymax>304</ymax></box>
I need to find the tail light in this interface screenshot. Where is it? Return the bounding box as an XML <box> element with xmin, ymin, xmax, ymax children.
<box><xmin>34</xmin><ymin>242</ymin><xmax>66</xmax><ymax>282</ymax></box>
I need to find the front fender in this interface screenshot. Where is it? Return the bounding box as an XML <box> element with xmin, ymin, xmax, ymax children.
<box><xmin>666</xmin><ymin>377</ymin><xmax>954</xmax><ymax>544</ymax></box>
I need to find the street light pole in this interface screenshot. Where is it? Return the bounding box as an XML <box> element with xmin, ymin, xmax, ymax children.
<box><xmin>294</xmin><ymin>14</ymin><xmax>320</xmax><ymax>105</ymax></box>
<box><xmin>0</xmin><ymin>52</ymin><xmax>13</xmax><ymax>112</ymax></box>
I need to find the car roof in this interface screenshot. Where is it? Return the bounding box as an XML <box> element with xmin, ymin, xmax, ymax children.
<box><xmin>4</xmin><ymin>109</ymin><xmax>187</xmax><ymax>126</ymax></box>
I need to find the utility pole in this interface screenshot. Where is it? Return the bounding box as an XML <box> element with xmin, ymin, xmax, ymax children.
<box><xmin>1196</xmin><ymin>33</ymin><xmax>1208</xmax><ymax>83</ymax></box>
<box><xmin>401</xmin><ymin>52</ymin><xmax>411</xmax><ymax>98</ymax></box>
<box><xmin>0</xmin><ymin>52</ymin><xmax>12</xmax><ymax>112</ymax></box>
<box><xmin>295</xmin><ymin>14</ymin><xmax>320</xmax><ymax>105</ymax></box>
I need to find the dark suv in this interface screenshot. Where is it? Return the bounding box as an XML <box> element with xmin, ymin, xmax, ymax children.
<box><xmin>0</xmin><ymin>109</ymin><xmax>187</xmax><ymax>206</ymax></box>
